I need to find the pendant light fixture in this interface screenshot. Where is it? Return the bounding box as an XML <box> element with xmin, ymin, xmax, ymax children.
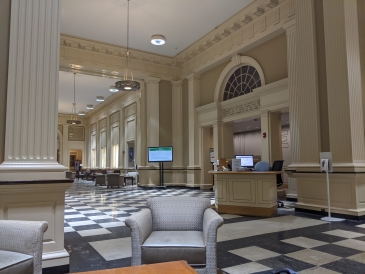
<box><xmin>115</xmin><ymin>0</ymin><xmax>140</xmax><ymax>91</ymax></box>
<box><xmin>67</xmin><ymin>73</ymin><xmax>81</xmax><ymax>125</ymax></box>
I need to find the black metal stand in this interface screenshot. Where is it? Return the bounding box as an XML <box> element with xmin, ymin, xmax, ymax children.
<box><xmin>153</xmin><ymin>162</ymin><xmax>167</xmax><ymax>190</ymax></box>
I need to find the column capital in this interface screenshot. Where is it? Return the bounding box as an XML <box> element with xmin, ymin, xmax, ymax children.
<box><xmin>171</xmin><ymin>80</ymin><xmax>183</xmax><ymax>87</ymax></box>
<box><xmin>186</xmin><ymin>73</ymin><xmax>201</xmax><ymax>81</ymax></box>
<box><xmin>144</xmin><ymin>76</ymin><xmax>161</xmax><ymax>84</ymax></box>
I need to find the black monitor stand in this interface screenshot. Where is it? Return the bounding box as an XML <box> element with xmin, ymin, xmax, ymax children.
<box><xmin>153</xmin><ymin>162</ymin><xmax>167</xmax><ymax>190</ymax></box>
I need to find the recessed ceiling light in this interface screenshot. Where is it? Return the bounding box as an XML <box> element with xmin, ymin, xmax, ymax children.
<box><xmin>78</xmin><ymin>111</ymin><xmax>85</xmax><ymax>116</ymax></box>
<box><xmin>96</xmin><ymin>96</ymin><xmax>104</xmax><ymax>102</ymax></box>
<box><xmin>86</xmin><ymin>104</ymin><xmax>94</xmax><ymax>110</ymax></box>
<box><xmin>151</xmin><ymin>35</ymin><xmax>166</xmax><ymax>45</ymax></box>
<box><xmin>109</xmin><ymin>85</ymin><xmax>118</xmax><ymax>92</ymax></box>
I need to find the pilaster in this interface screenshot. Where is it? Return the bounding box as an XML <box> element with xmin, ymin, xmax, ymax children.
<box><xmin>322</xmin><ymin>0</ymin><xmax>365</xmax><ymax>172</ymax></box>
<box><xmin>0</xmin><ymin>0</ymin><xmax>66</xmax><ymax>180</ymax></box>
<box><xmin>119</xmin><ymin>108</ymin><xmax>125</xmax><ymax>168</ymax></box>
<box><xmin>187</xmin><ymin>73</ymin><xmax>201</xmax><ymax>167</ymax></box>
<box><xmin>145</xmin><ymin>77</ymin><xmax>161</xmax><ymax>157</ymax></box>
<box><xmin>171</xmin><ymin>80</ymin><xmax>183</xmax><ymax>168</ymax></box>
<box><xmin>137</xmin><ymin>81</ymin><xmax>147</xmax><ymax>167</ymax></box>
<box><xmin>213</xmin><ymin>121</ymin><xmax>224</xmax><ymax>161</ymax></box>
<box><xmin>106</xmin><ymin>116</ymin><xmax>110</xmax><ymax>168</ymax></box>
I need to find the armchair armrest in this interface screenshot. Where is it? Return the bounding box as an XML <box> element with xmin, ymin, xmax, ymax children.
<box><xmin>125</xmin><ymin>209</ymin><xmax>152</xmax><ymax>265</ymax></box>
<box><xmin>0</xmin><ymin>220</ymin><xmax>48</xmax><ymax>274</ymax></box>
<box><xmin>202</xmin><ymin>208</ymin><xmax>224</xmax><ymax>273</ymax></box>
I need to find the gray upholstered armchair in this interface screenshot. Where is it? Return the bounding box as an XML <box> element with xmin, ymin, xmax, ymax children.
<box><xmin>0</xmin><ymin>220</ymin><xmax>48</xmax><ymax>274</ymax></box>
<box><xmin>125</xmin><ymin>197</ymin><xmax>223</xmax><ymax>274</ymax></box>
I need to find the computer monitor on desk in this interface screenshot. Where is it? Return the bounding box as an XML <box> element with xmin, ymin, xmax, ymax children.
<box><xmin>235</xmin><ymin>155</ymin><xmax>254</xmax><ymax>169</ymax></box>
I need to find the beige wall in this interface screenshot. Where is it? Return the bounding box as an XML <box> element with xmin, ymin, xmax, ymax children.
<box><xmin>182</xmin><ymin>79</ymin><xmax>189</xmax><ymax>167</ymax></box>
<box><xmin>159</xmin><ymin>80</ymin><xmax>172</xmax><ymax>146</ymax></box>
<box><xmin>241</xmin><ymin>34</ymin><xmax>288</xmax><ymax>85</ymax></box>
<box><xmin>200</xmin><ymin>61</ymin><xmax>230</xmax><ymax>106</ymax></box>
<box><xmin>0</xmin><ymin>0</ymin><xmax>10</xmax><ymax>164</ymax></box>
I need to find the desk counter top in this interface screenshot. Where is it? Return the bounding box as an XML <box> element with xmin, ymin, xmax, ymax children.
<box><xmin>209</xmin><ymin>171</ymin><xmax>282</xmax><ymax>175</ymax></box>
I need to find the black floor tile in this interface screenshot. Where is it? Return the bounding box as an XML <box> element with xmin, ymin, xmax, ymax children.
<box><xmin>257</xmin><ymin>255</ymin><xmax>315</xmax><ymax>272</ymax></box>
<box><xmin>72</xmin><ymin>224</ymin><xmax>103</xmax><ymax>231</ymax></box>
<box><xmin>313</xmin><ymin>244</ymin><xmax>363</xmax><ymax>258</ymax></box>
<box><xmin>322</xmin><ymin>258</ymin><xmax>365</xmax><ymax>274</ymax></box>
<box><xmin>217</xmin><ymin>251</ymin><xmax>251</xmax><ymax>269</ymax></box>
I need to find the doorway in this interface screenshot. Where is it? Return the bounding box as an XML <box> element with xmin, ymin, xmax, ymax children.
<box><xmin>70</xmin><ymin>149</ymin><xmax>82</xmax><ymax>171</ymax></box>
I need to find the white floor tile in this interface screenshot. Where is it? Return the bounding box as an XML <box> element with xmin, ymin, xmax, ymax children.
<box><xmin>281</xmin><ymin>237</ymin><xmax>327</xmax><ymax>248</ymax></box>
<box><xmin>222</xmin><ymin>262</ymin><xmax>271</xmax><ymax>274</ymax></box>
<box><xmin>79</xmin><ymin>210</ymin><xmax>102</xmax><ymax>214</ymax></box>
<box><xmin>89</xmin><ymin>238</ymin><xmax>131</xmax><ymax>261</ymax></box>
<box><xmin>347</xmin><ymin>252</ymin><xmax>365</xmax><ymax>264</ymax></box>
<box><xmin>217</xmin><ymin>216</ymin><xmax>325</xmax><ymax>242</ymax></box>
<box><xmin>323</xmin><ymin>229</ymin><xmax>364</xmax><ymax>239</ymax></box>
<box><xmin>64</xmin><ymin>214</ymin><xmax>85</xmax><ymax>219</ymax></box>
<box><xmin>65</xmin><ymin>209</ymin><xmax>77</xmax><ymax>213</ymax></box>
<box><xmin>64</xmin><ymin>227</ymin><xmax>75</xmax><ymax>233</ymax></box>
<box><xmin>88</xmin><ymin>215</ymin><xmax>112</xmax><ymax>220</ymax></box>
<box><xmin>67</xmin><ymin>220</ymin><xmax>96</xmax><ymax>227</ymax></box>
<box><xmin>72</xmin><ymin>206</ymin><xmax>92</xmax><ymax>210</ymax></box>
<box><xmin>229</xmin><ymin>246</ymin><xmax>280</xmax><ymax>261</ymax></box>
<box><xmin>104</xmin><ymin>211</ymin><xmax>127</xmax><ymax>215</ymax></box>
<box><xmin>99</xmin><ymin>222</ymin><xmax>125</xmax><ymax>228</ymax></box>
<box><xmin>77</xmin><ymin>228</ymin><xmax>111</xmax><ymax>237</ymax></box>
<box><xmin>334</xmin><ymin>239</ymin><xmax>365</xmax><ymax>251</ymax></box>
<box><xmin>299</xmin><ymin>267</ymin><xmax>341</xmax><ymax>274</ymax></box>
<box><xmin>286</xmin><ymin>249</ymin><xmax>341</xmax><ymax>266</ymax></box>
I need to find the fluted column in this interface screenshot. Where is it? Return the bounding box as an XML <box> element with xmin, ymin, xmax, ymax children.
<box><xmin>145</xmin><ymin>77</ymin><xmax>161</xmax><ymax>159</ymax></box>
<box><xmin>213</xmin><ymin>121</ymin><xmax>224</xmax><ymax>161</ymax></box>
<box><xmin>171</xmin><ymin>80</ymin><xmax>183</xmax><ymax>168</ymax></box>
<box><xmin>286</xmin><ymin>0</ymin><xmax>321</xmax><ymax>172</ymax></box>
<box><xmin>322</xmin><ymin>0</ymin><xmax>365</xmax><ymax>172</ymax></box>
<box><xmin>187</xmin><ymin>73</ymin><xmax>201</xmax><ymax>167</ymax></box>
<box><xmin>0</xmin><ymin>0</ymin><xmax>66</xmax><ymax>180</ymax></box>
<box><xmin>106</xmin><ymin>116</ymin><xmax>111</xmax><ymax>168</ymax></box>
<box><xmin>119</xmin><ymin>106</ymin><xmax>125</xmax><ymax>168</ymax></box>
<box><xmin>137</xmin><ymin>83</ymin><xmax>147</xmax><ymax>167</ymax></box>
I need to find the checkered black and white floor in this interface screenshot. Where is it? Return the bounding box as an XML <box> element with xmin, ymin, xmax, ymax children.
<box><xmin>64</xmin><ymin>180</ymin><xmax>365</xmax><ymax>274</ymax></box>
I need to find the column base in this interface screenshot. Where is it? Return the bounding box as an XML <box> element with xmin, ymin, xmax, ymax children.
<box><xmin>292</xmin><ymin>172</ymin><xmax>365</xmax><ymax>219</ymax></box>
<box><xmin>186</xmin><ymin>167</ymin><xmax>201</xmax><ymax>188</ymax></box>
<box><xmin>42</xmin><ymin>249</ymin><xmax>70</xmax><ymax>272</ymax></box>
<box><xmin>0</xmin><ymin>162</ymin><xmax>68</xmax><ymax>180</ymax></box>
<box><xmin>216</xmin><ymin>204</ymin><xmax>277</xmax><ymax>218</ymax></box>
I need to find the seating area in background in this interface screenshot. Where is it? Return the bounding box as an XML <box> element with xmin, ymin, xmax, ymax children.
<box><xmin>0</xmin><ymin>220</ymin><xmax>48</xmax><ymax>274</ymax></box>
<box><xmin>125</xmin><ymin>196</ymin><xmax>224</xmax><ymax>274</ymax></box>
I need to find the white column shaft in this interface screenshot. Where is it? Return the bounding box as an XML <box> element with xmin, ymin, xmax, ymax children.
<box><xmin>1</xmin><ymin>0</ymin><xmax>65</xmax><ymax>176</ymax></box>
<box><xmin>145</xmin><ymin>77</ymin><xmax>161</xmax><ymax>150</ymax></box>
<box><xmin>171</xmin><ymin>80</ymin><xmax>183</xmax><ymax>167</ymax></box>
<box><xmin>119</xmin><ymin>108</ymin><xmax>125</xmax><ymax>168</ymax></box>
<box><xmin>323</xmin><ymin>0</ymin><xmax>365</xmax><ymax>170</ymax></box>
<box><xmin>187</xmin><ymin>73</ymin><xmax>200</xmax><ymax>167</ymax></box>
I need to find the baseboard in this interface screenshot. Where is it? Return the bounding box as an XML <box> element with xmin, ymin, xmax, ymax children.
<box><xmin>295</xmin><ymin>207</ymin><xmax>365</xmax><ymax>221</ymax></box>
<box><xmin>42</xmin><ymin>264</ymin><xmax>69</xmax><ymax>274</ymax></box>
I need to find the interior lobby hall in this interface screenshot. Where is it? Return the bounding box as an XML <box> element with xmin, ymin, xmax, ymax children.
<box><xmin>1</xmin><ymin>0</ymin><xmax>365</xmax><ymax>274</ymax></box>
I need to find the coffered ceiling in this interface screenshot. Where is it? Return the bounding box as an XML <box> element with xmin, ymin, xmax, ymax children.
<box><xmin>59</xmin><ymin>0</ymin><xmax>256</xmax><ymax>115</ymax></box>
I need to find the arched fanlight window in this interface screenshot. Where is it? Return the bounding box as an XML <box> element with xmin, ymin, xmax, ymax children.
<box><xmin>223</xmin><ymin>65</ymin><xmax>261</xmax><ymax>101</ymax></box>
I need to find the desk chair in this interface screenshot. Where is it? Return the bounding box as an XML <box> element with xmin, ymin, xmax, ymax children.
<box><xmin>254</xmin><ymin>161</ymin><xmax>270</xmax><ymax>171</ymax></box>
<box><xmin>271</xmin><ymin>160</ymin><xmax>284</xmax><ymax>207</ymax></box>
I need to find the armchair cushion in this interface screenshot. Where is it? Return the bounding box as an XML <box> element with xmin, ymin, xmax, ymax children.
<box><xmin>0</xmin><ymin>250</ymin><xmax>33</xmax><ymax>274</ymax></box>
<box><xmin>142</xmin><ymin>231</ymin><xmax>206</xmax><ymax>265</ymax></box>
<box><xmin>147</xmin><ymin>197</ymin><xmax>211</xmax><ymax>231</ymax></box>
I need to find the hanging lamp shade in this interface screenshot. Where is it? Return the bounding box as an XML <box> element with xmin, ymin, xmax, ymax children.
<box><xmin>115</xmin><ymin>0</ymin><xmax>140</xmax><ymax>91</ymax></box>
<box><xmin>67</xmin><ymin>73</ymin><xmax>81</xmax><ymax>125</ymax></box>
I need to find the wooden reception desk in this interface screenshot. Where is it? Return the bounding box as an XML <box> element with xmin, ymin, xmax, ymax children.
<box><xmin>209</xmin><ymin>171</ymin><xmax>281</xmax><ymax>217</ymax></box>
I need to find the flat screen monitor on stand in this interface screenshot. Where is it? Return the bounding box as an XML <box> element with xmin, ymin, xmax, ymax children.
<box><xmin>148</xmin><ymin>147</ymin><xmax>173</xmax><ymax>189</ymax></box>
<box><xmin>235</xmin><ymin>155</ymin><xmax>254</xmax><ymax>169</ymax></box>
